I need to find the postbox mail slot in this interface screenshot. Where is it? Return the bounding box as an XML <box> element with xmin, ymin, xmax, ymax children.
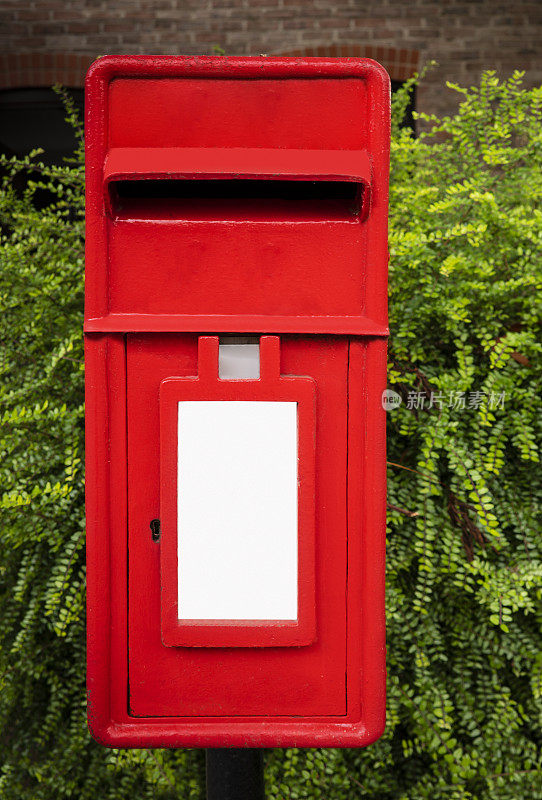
<box><xmin>104</xmin><ymin>147</ymin><xmax>371</xmax><ymax>221</ymax></box>
<box><xmin>108</xmin><ymin>178</ymin><xmax>363</xmax><ymax>221</ymax></box>
<box><xmin>104</xmin><ymin>147</ymin><xmax>372</xmax><ymax>318</ymax></box>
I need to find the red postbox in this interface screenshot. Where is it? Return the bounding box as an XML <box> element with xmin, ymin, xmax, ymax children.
<box><xmin>85</xmin><ymin>55</ymin><xmax>389</xmax><ymax>748</ymax></box>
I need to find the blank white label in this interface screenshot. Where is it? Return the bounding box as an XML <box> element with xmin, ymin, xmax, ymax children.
<box><xmin>177</xmin><ymin>401</ymin><xmax>298</xmax><ymax>620</ymax></box>
<box><xmin>218</xmin><ymin>344</ymin><xmax>260</xmax><ymax>380</ymax></box>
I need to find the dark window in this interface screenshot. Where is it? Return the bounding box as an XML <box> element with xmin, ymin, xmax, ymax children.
<box><xmin>0</xmin><ymin>88</ymin><xmax>83</xmax><ymax>165</ymax></box>
<box><xmin>391</xmin><ymin>79</ymin><xmax>416</xmax><ymax>132</ymax></box>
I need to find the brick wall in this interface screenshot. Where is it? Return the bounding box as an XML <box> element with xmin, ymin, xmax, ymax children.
<box><xmin>1</xmin><ymin>0</ymin><xmax>540</xmax><ymax>118</ymax></box>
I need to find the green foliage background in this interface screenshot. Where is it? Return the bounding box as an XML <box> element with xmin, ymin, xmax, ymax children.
<box><xmin>0</xmin><ymin>74</ymin><xmax>540</xmax><ymax>799</ymax></box>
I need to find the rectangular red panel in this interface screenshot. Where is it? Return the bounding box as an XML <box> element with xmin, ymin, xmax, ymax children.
<box><xmin>108</xmin><ymin>78</ymin><xmax>367</xmax><ymax>150</ymax></box>
<box><xmin>160</xmin><ymin>336</ymin><xmax>316</xmax><ymax>648</ymax></box>
<box><xmin>107</xmin><ymin>220</ymin><xmax>365</xmax><ymax>317</ymax></box>
<box><xmin>85</xmin><ymin>58</ymin><xmax>389</xmax><ymax>330</ymax></box>
<box><xmin>103</xmin><ymin>147</ymin><xmax>372</xmax><ymax>183</ymax></box>
<box><xmin>126</xmin><ymin>334</ymin><xmax>348</xmax><ymax>718</ymax></box>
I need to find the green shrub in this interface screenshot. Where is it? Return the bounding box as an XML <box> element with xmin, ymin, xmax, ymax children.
<box><xmin>0</xmin><ymin>74</ymin><xmax>540</xmax><ymax>799</ymax></box>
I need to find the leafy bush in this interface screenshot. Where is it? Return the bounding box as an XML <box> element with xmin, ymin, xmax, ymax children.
<box><xmin>0</xmin><ymin>74</ymin><xmax>540</xmax><ymax>799</ymax></box>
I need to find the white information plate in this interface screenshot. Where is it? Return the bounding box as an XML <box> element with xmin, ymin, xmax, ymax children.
<box><xmin>177</xmin><ymin>400</ymin><xmax>298</xmax><ymax>621</ymax></box>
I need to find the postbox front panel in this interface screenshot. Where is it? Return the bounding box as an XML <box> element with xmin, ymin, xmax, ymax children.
<box><xmin>103</xmin><ymin>77</ymin><xmax>370</xmax><ymax>319</ymax></box>
<box><xmin>85</xmin><ymin>56</ymin><xmax>389</xmax><ymax>748</ymax></box>
<box><xmin>127</xmin><ymin>335</ymin><xmax>347</xmax><ymax>717</ymax></box>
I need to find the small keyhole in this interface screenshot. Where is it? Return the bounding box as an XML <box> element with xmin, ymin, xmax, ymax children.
<box><xmin>150</xmin><ymin>519</ymin><xmax>161</xmax><ymax>542</ymax></box>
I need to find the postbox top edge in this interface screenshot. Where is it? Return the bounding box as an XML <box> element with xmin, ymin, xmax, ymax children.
<box><xmin>85</xmin><ymin>54</ymin><xmax>391</xmax><ymax>88</ymax></box>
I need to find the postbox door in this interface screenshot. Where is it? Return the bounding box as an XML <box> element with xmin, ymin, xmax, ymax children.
<box><xmin>126</xmin><ymin>334</ymin><xmax>348</xmax><ymax>718</ymax></box>
<box><xmin>159</xmin><ymin>336</ymin><xmax>317</xmax><ymax>649</ymax></box>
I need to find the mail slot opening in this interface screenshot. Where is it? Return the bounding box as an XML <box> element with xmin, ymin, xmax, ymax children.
<box><xmin>108</xmin><ymin>178</ymin><xmax>364</xmax><ymax>221</ymax></box>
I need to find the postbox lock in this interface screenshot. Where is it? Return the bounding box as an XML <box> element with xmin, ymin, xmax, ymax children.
<box><xmin>150</xmin><ymin>518</ymin><xmax>161</xmax><ymax>542</ymax></box>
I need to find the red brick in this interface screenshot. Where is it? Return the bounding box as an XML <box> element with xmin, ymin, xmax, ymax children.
<box><xmin>14</xmin><ymin>11</ymin><xmax>43</xmax><ymax>21</ymax></box>
<box><xmin>67</xmin><ymin>70</ymin><xmax>83</xmax><ymax>85</ymax></box>
<box><xmin>63</xmin><ymin>21</ymin><xmax>101</xmax><ymax>34</ymax></box>
<box><xmin>51</xmin><ymin>11</ymin><xmax>85</xmax><ymax>21</ymax></box>
<box><xmin>102</xmin><ymin>22</ymin><xmax>131</xmax><ymax>32</ymax></box>
<box><xmin>30</xmin><ymin>22</ymin><xmax>62</xmax><ymax>35</ymax></box>
<box><xmin>10</xmin><ymin>37</ymin><xmax>47</xmax><ymax>48</ymax></box>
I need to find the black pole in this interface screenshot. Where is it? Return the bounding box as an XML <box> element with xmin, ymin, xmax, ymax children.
<box><xmin>205</xmin><ymin>748</ymin><xmax>265</xmax><ymax>800</ymax></box>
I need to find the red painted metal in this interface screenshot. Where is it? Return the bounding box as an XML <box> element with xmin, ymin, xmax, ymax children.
<box><xmin>160</xmin><ymin>335</ymin><xmax>316</xmax><ymax>648</ymax></box>
<box><xmin>127</xmin><ymin>334</ymin><xmax>347</xmax><ymax>719</ymax></box>
<box><xmin>85</xmin><ymin>55</ymin><xmax>390</xmax><ymax>748</ymax></box>
<box><xmin>103</xmin><ymin>147</ymin><xmax>372</xmax><ymax>184</ymax></box>
<box><xmin>84</xmin><ymin>313</ymin><xmax>388</xmax><ymax>336</ymax></box>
